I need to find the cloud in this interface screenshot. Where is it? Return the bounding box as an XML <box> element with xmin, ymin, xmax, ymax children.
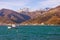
<box><xmin>0</xmin><ymin>0</ymin><xmax>31</xmax><ymax>10</ymax></box>
<box><xmin>0</xmin><ymin>0</ymin><xmax>60</xmax><ymax>11</ymax></box>
<box><xmin>37</xmin><ymin>0</ymin><xmax>60</xmax><ymax>8</ymax></box>
<box><xmin>0</xmin><ymin>0</ymin><xmax>30</xmax><ymax>6</ymax></box>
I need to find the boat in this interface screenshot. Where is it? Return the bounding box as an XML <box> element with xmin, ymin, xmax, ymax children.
<box><xmin>8</xmin><ymin>26</ymin><xmax>11</xmax><ymax>29</ymax></box>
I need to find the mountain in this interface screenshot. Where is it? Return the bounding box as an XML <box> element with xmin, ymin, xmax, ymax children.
<box><xmin>45</xmin><ymin>16</ymin><xmax>60</xmax><ymax>24</ymax></box>
<box><xmin>0</xmin><ymin>9</ymin><xmax>31</xmax><ymax>24</ymax></box>
<box><xmin>21</xmin><ymin>6</ymin><xmax>60</xmax><ymax>25</ymax></box>
<box><xmin>0</xmin><ymin>5</ymin><xmax>60</xmax><ymax>25</ymax></box>
<box><xmin>44</xmin><ymin>6</ymin><xmax>60</xmax><ymax>24</ymax></box>
<box><xmin>18</xmin><ymin>10</ymin><xmax>46</xmax><ymax>19</ymax></box>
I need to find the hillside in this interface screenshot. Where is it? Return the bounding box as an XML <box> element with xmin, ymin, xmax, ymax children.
<box><xmin>45</xmin><ymin>16</ymin><xmax>60</xmax><ymax>24</ymax></box>
<box><xmin>0</xmin><ymin>6</ymin><xmax>60</xmax><ymax>25</ymax></box>
<box><xmin>21</xmin><ymin>6</ymin><xmax>60</xmax><ymax>25</ymax></box>
<box><xmin>0</xmin><ymin>9</ymin><xmax>31</xmax><ymax>25</ymax></box>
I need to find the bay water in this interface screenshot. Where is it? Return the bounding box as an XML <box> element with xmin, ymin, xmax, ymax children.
<box><xmin>0</xmin><ymin>25</ymin><xmax>60</xmax><ymax>40</ymax></box>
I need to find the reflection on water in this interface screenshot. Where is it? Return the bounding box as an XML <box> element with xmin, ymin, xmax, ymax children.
<box><xmin>0</xmin><ymin>25</ymin><xmax>60</xmax><ymax>40</ymax></box>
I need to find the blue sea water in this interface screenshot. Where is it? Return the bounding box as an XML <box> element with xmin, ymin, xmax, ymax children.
<box><xmin>0</xmin><ymin>25</ymin><xmax>60</xmax><ymax>40</ymax></box>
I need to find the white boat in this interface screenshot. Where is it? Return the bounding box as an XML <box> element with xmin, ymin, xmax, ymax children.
<box><xmin>8</xmin><ymin>26</ymin><xmax>11</xmax><ymax>29</ymax></box>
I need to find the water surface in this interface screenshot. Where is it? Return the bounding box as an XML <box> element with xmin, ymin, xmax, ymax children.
<box><xmin>0</xmin><ymin>25</ymin><xmax>60</xmax><ymax>40</ymax></box>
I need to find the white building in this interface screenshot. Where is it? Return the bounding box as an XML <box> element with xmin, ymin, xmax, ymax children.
<box><xmin>41</xmin><ymin>23</ymin><xmax>44</xmax><ymax>25</ymax></box>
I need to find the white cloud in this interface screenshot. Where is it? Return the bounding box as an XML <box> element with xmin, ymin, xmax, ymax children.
<box><xmin>0</xmin><ymin>0</ymin><xmax>60</xmax><ymax>11</ymax></box>
<box><xmin>0</xmin><ymin>0</ymin><xmax>29</xmax><ymax>6</ymax></box>
<box><xmin>37</xmin><ymin>0</ymin><xmax>60</xmax><ymax>8</ymax></box>
<box><xmin>0</xmin><ymin>0</ymin><xmax>31</xmax><ymax>9</ymax></box>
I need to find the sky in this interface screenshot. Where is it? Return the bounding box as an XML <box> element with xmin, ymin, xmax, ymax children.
<box><xmin>0</xmin><ymin>0</ymin><xmax>60</xmax><ymax>11</ymax></box>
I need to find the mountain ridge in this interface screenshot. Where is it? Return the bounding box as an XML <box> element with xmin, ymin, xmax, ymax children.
<box><xmin>0</xmin><ymin>5</ymin><xmax>60</xmax><ymax>25</ymax></box>
<box><xmin>21</xmin><ymin>5</ymin><xmax>60</xmax><ymax>25</ymax></box>
<box><xmin>0</xmin><ymin>9</ymin><xmax>31</xmax><ymax>24</ymax></box>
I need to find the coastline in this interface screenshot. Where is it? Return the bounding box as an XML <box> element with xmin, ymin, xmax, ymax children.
<box><xmin>0</xmin><ymin>23</ymin><xmax>60</xmax><ymax>27</ymax></box>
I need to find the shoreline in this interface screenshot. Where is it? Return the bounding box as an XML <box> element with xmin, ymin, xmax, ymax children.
<box><xmin>0</xmin><ymin>24</ymin><xmax>60</xmax><ymax>26</ymax></box>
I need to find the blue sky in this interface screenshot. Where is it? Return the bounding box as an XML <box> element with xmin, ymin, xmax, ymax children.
<box><xmin>0</xmin><ymin>0</ymin><xmax>60</xmax><ymax>11</ymax></box>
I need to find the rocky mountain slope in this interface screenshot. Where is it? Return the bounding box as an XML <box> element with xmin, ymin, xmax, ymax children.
<box><xmin>0</xmin><ymin>6</ymin><xmax>60</xmax><ymax>25</ymax></box>
<box><xmin>0</xmin><ymin>9</ymin><xmax>31</xmax><ymax>24</ymax></box>
<box><xmin>21</xmin><ymin>6</ymin><xmax>60</xmax><ymax>25</ymax></box>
